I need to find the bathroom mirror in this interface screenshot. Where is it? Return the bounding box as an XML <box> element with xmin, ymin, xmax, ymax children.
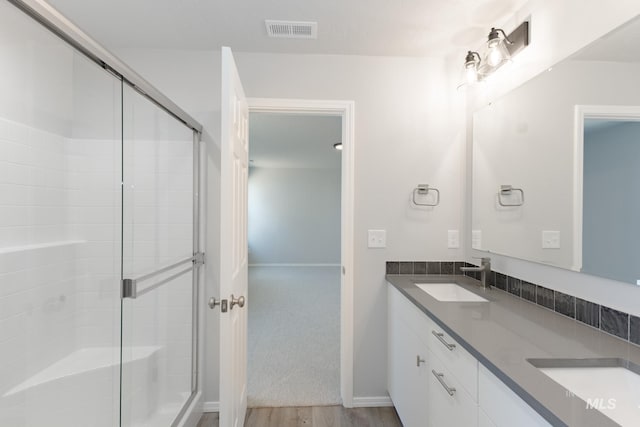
<box><xmin>471</xmin><ymin>14</ymin><xmax>640</xmax><ymax>285</ymax></box>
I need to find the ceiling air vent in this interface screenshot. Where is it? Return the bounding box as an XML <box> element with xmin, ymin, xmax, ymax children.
<box><xmin>265</xmin><ymin>20</ymin><xmax>318</xmax><ymax>39</ymax></box>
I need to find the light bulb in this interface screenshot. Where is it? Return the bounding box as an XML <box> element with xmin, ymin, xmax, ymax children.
<box><xmin>487</xmin><ymin>46</ymin><xmax>503</xmax><ymax>67</ymax></box>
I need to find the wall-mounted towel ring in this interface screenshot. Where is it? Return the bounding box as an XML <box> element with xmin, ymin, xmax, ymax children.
<box><xmin>498</xmin><ymin>185</ymin><xmax>524</xmax><ymax>206</ymax></box>
<box><xmin>412</xmin><ymin>184</ymin><xmax>440</xmax><ymax>206</ymax></box>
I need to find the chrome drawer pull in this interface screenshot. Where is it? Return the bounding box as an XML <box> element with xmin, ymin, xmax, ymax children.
<box><xmin>432</xmin><ymin>370</ymin><xmax>456</xmax><ymax>396</ymax></box>
<box><xmin>432</xmin><ymin>330</ymin><xmax>456</xmax><ymax>351</ymax></box>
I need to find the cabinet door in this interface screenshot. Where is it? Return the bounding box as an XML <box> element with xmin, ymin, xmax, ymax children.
<box><xmin>478</xmin><ymin>365</ymin><xmax>552</xmax><ymax>427</ymax></box>
<box><xmin>388</xmin><ymin>298</ymin><xmax>430</xmax><ymax>427</ymax></box>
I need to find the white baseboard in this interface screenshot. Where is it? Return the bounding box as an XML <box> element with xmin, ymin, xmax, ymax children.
<box><xmin>352</xmin><ymin>396</ymin><xmax>394</xmax><ymax>408</ymax></box>
<box><xmin>248</xmin><ymin>263</ymin><xmax>340</xmax><ymax>267</ymax></box>
<box><xmin>203</xmin><ymin>401</ymin><xmax>219</xmax><ymax>413</ymax></box>
<box><xmin>204</xmin><ymin>397</ymin><xmax>391</xmax><ymax>411</ymax></box>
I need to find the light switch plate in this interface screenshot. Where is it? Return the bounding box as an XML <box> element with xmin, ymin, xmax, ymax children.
<box><xmin>542</xmin><ymin>230</ymin><xmax>561</xmax><ymax>249</ymax></box>
<box><xmin>368</xmin><ymin>229</ymin><xmax>386</xmax><ymax>248</ymax></box>
<box><xmin>447</xmin><ymin>230</ymin><xmax>460</xmax><ymax>248</ymax></box>
<box><xmin>472</xmin><ymin>230</ymin><xmax>482</xmax><ymax>250</ymax></box>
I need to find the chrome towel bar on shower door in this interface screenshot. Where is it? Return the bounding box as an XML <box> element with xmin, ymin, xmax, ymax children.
<box><xmin>122</xmin><ymin>253</ymin><xmax>205</xmax><ymax>299</ymax></box>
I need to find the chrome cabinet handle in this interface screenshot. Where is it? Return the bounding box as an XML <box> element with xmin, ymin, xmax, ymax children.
<box><xmin>432</xmin><ymin>370</ymin><xmax>456</xmax><ymax>396</ymax></box>
<box><xmin>416</xmin><ymin>355</ymin><xmax>426</xmax><ymax>367</ymax></box>
<box><xmin>432</xmin><ymin>330</ymin><xmax>456</xmax><ymax>351</ymax></box>
<box><xmin>230</xmin><ymin>294</ymin><xmax>245</xmax><ymax>309</ymax></box>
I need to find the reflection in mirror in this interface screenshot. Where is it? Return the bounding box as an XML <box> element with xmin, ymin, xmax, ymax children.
<box><xmin>582</xmin><ymin>119</ymin><xmax>640</xmax><ymax>285</ymax></box>
<box><xmin>471</xmin><ymin>14</ymin><xmax>640</xmax><ymax>285</ymax></box>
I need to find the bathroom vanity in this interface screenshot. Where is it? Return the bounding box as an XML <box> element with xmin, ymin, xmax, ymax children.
<box><xmin>386</xmin><ymin>275</ymin><xmax>640</xmax><ymax>427</ymax></box>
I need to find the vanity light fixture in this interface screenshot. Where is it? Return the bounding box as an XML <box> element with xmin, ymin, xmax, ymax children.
<box><xmin>333</xmin><ymin>142</ymin><xmax>343</xmax><ymax>151</ymax></box>
<box><xmin>461</xmin><ymin>21</ymin><xmax>529</xmax><ymax>86</ymax></box>
<box><xmin>464</xmin><ymin>51</ymin><xmax>482</xmax><ymax>84</ymax></box>
<box><xmin>486</xmin><ymin>27</ymin><xmax>513</xmax><ymax>67</ymax></box>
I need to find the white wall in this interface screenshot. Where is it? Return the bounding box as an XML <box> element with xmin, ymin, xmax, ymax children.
<box><xmin>466</xmin><ymin>0</ymin><xmax>640</xmax><ymax>316</ymax></box>
<box><xmin>248</xmin><ymin>167</ymin><xmax>340</xmax><ymax>265</ymax></box>
<box><xmin>115</xmin><ymin>49</ymin><xmax>465</xmax><ymax>402</ymax></box>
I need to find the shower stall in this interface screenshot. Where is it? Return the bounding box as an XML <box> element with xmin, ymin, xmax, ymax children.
<box><xmin>0</xmin><ymin>0</ymin><xmax>204</xmax><ymax>426</ymax></box>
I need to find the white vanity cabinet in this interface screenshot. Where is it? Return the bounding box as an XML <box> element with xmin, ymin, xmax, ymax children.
<box><xmin>387</xmin><ymin>302</ymin><xmax>430</xmax><ymax>426</ymax></box>
<box><xmin>388</xmin><ymin>285</ymin><xmax>479</xmax><ymax>427</ymax></box>
<box><xmin>478</xmin><ymin>365</ymin><xmax>552</xmax><ymax>427</ymax></box>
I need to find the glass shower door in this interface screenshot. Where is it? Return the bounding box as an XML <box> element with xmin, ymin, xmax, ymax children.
<box><xmin>0</xmin><ymin>2</ymin><xmax>123</xmax><ymax>425</ymax></box>
<box><xmin>120</xmin><ymin>84</ymin><xmax>198</xmax><ymax>427</ymax></box>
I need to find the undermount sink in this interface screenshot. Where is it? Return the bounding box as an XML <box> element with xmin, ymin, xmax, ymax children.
<box><xmin>528</xmin><ymin>358</ymin><xmax>640</xmax><ymax>427</ymax></box>
<box><xmin>415</xmin><ymin>283</ymin><xmax>488</xmax><ymax>302</ymax></box>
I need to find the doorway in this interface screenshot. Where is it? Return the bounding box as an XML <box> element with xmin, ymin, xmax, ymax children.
<box><xmin>247</xmin><ymin>98</ymin><xmax>355</xmax><ymax>408</ymax></box>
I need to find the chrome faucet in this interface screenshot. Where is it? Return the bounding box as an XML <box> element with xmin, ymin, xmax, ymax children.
<box><xmin>460</xmin><ymin>257</ymin><xmax>491</xmax><ymax>289</ymax></box>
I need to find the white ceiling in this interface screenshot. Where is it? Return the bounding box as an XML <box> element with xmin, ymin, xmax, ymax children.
<box><xmin>46</xmin><ymin>0</ymin><xmax>528</xmax><ymax>57</ymax></box>
<box><xmin>249</xmin><ymin>113</ymin><xmax>342</xmax><ymax>169</ymax></box>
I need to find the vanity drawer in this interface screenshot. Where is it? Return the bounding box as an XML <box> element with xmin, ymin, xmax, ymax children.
<box><xmin>427</xmin><ymin>318</ymin><xmax>478</xmax><ymax>401</ymax></box>
<box><xmin>429</xmin><ymin>348</ymin><xmax>478</xmax><ymax>427</ymax></box>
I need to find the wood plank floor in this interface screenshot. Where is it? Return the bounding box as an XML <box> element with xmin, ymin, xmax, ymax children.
<box><xmin>197</xmin><ymin>406</ymin><xmax>403</xmax><ymax>427</ymax></box>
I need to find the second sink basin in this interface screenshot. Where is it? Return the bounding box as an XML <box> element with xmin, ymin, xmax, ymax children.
<box><xmin>528</xmin><ymin>358</ymin><xmax>640</xmax><ymax>427</ymax></box>
<box><xmin>415</xmin><ymin>283</ymin><xmax>488</xmax><ymax>302</ymax></box>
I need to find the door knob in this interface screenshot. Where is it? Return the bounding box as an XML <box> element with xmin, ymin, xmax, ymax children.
<box><xmin>230</xmin><ymin>294</ymin><xmax>245</xmax><ymax>309</ymax></box>
<box><xmin>208</xmin><ymin>297</ymin><xmax>220</xmax><ymax>309</ymax></box>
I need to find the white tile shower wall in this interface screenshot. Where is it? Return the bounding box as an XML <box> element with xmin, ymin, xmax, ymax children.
<box><xmin>66</xmin><ymin>137</ymin><xmax>121</xmax><ymax>349</ymax></box>
<box><xmin>0</xmin><ymin>117</ymin><xmax>77</xmax><ymax>397</ymax></box>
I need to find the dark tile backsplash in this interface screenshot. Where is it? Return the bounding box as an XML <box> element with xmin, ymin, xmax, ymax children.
<box><xmin>386</xmin><ymin>262</ymin><xmax>399</xmax><ymax>275</ymax></box>
<box><xmin>554</xmin><ymin>291</ymin><xmax>576</xmax><ymax>319</ymax></box>
<box><xmin>399</xmin><ymin>262</ymin><xmax>413</xmax><ymax>275</ymax></box>
<box><xmin>630</xmin><ymin>316</ymin><xmax>640</xmax><ymax>346</ymax></box>
<box><xmin>521</xmin><ymin>281</ymin><xmax>536</xmax><ymax>303</ymax></box>
<box><xmin>536</xmin><ymin>286</ymin><xmax>554</xmax><ymax>310</ymax></box>
<box><xmin>386</xmin><ymin>260</ymin><xmax>640</xmax><ymax>349</ymax></box>
<box><xmin>507</xmin><ymin>277</ymin><xmax>522</xmax><ymax>297</ymax></box>
<box><xmin>413</xmin><ymin>262</ymin><xmax>427</xmax><ymax>275</ymax></box>
<box><xmin>441</xmin><ymin>262</ymin><xmax>454</xmax><ymax>275</ymax></box>
<box><xmin>601</xmin><ymin>306</ymin><xmax>629</xmax><ymax>340</ymax></box>
<box><xmin>495</xmin><ymin>272</ymin><xmax>507</xmax><ymax>291</ymax></box>
<box><xmin>576</xmin><ymin>298</ymin><xmax>600</xmax><ymax>329</ymax></box>
<box><xmin>427</xmin><ymin>261</ymin><xmax>441</xmax><ymax>275</ymax></box>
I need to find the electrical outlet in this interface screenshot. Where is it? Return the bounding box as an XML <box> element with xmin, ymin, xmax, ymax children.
<box><xmin>447</xmin><ymin>230</ymin><xmax>460</xmax><ymax>248</ymax></box>
<box><xmin>542</xmin><ymin>230</ymin><xmax>560</xmax><ymax>249</ymax></box>
<box><xmin>368</xmin><ymin>229</ymin><xmax>386</xmax><ymax>248</ymax></box>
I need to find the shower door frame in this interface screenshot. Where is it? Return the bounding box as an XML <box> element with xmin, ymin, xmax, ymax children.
<box><xmin>6</xmin><ymin>0</ymin><xmax>205</xmax><ymax>425</ymax></box>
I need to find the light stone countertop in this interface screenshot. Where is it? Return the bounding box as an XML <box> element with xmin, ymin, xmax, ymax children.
<box><xmin>386</xmin><ymin>274</ymin><xmax>640</xmax><ymax>427</ymax></box>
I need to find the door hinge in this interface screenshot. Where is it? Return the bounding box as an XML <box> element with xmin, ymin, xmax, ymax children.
<box><xmin>193</xmin><ymin>252</ymin><xmax>205</xmax><ymax>266</ymax></box>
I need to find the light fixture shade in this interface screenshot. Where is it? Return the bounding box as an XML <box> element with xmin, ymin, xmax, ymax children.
<box><xmin>484</xmin><ymin>27</ymin><xmax>513</xmax><ymax>68</ymax></box>
<box><xmin>465</xmin><ymin>51</ymin><xmax>481</xmax><ymax>83</ymax></box>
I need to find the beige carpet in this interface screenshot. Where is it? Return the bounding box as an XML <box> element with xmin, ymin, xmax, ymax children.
<box><xmin>247</xmin><ymin>266</ymin><xmax>341</xmax><ymax>407</ymax></box>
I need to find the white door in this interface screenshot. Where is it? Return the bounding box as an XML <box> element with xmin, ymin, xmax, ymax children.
<box><xmin>219</xmin><ymin>46</ymin><xmax>249</xmax><ymax>427</ymax></box>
